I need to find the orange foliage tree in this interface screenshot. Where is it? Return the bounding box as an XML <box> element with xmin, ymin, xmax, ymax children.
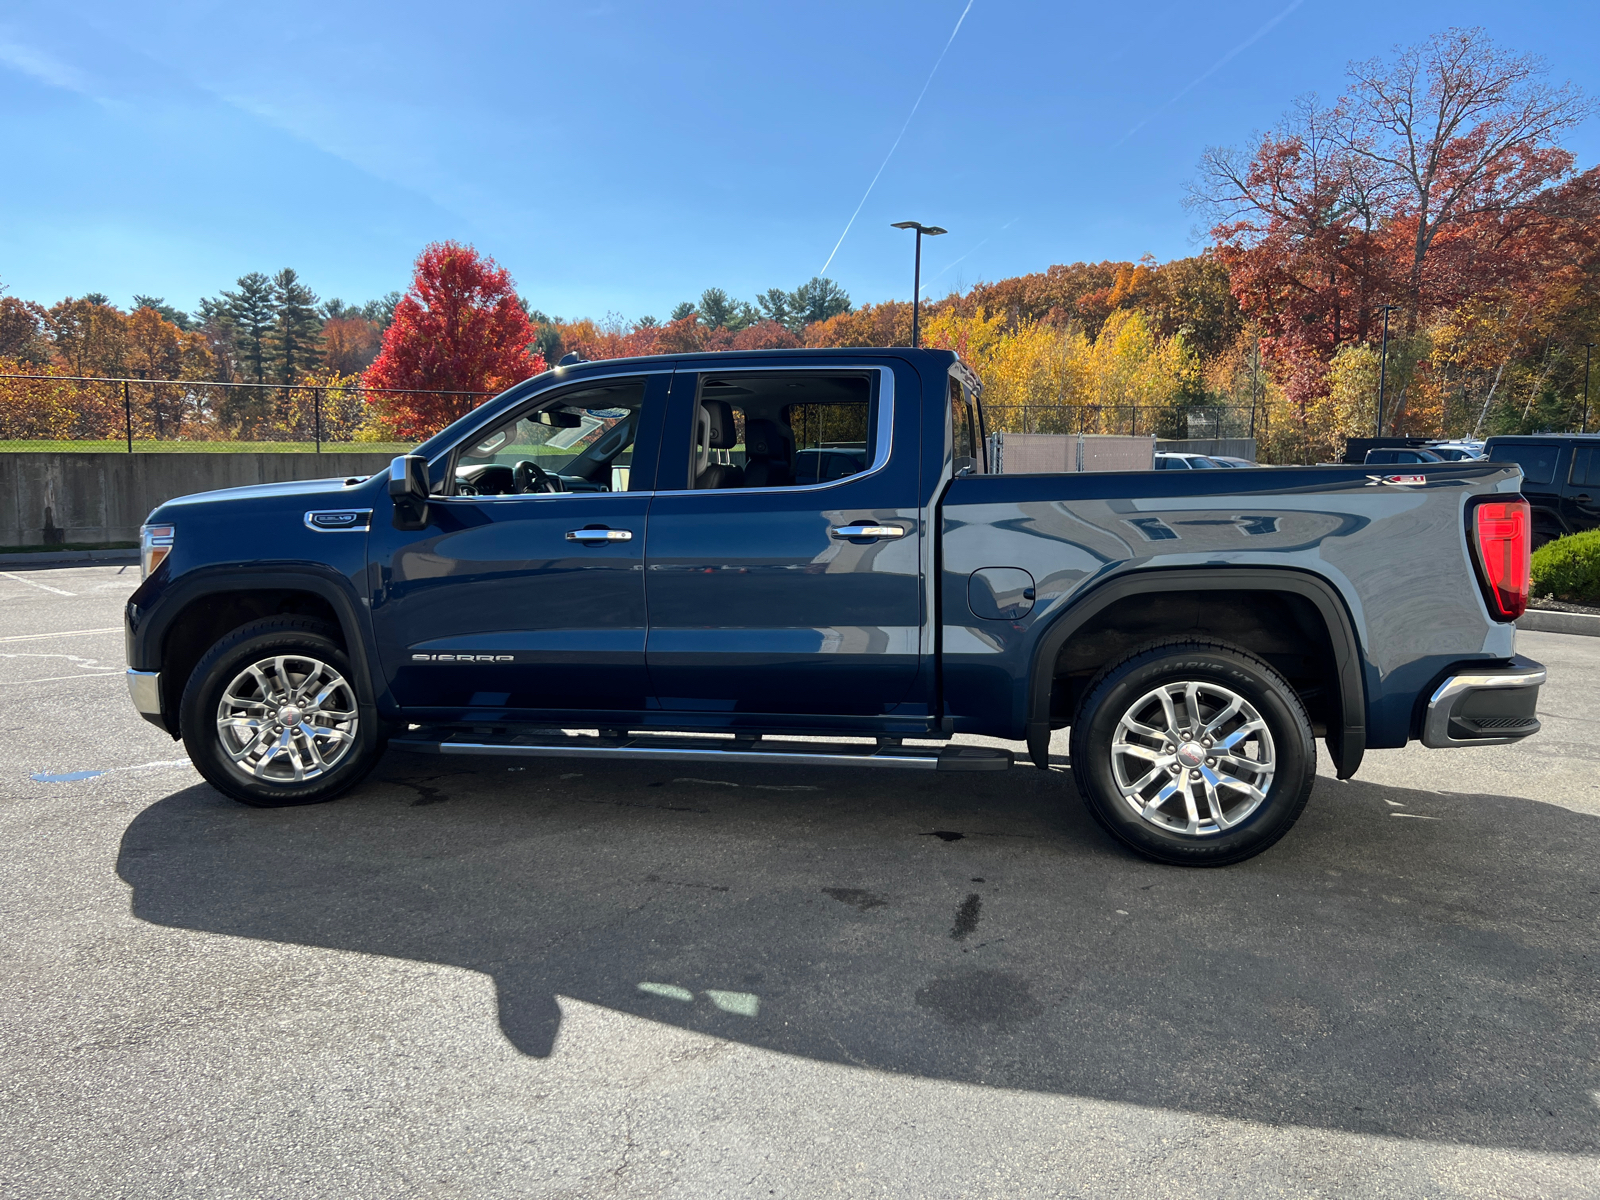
<box><xmin>363</xmin><ymin>242</ymin><xmax>544</xmax><ymax>440</ymax></box>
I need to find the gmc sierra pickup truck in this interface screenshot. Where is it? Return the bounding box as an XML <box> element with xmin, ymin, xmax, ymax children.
<box><xmin>125</xmin><ymin>348</ymin><xmax>1546</xmax><ymax>866</ymax></box>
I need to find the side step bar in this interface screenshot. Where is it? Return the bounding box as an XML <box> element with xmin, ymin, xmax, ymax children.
<box><xmin>390</xmin><ymin>728</ymin><xmax>1013</xmax><ymax>772</ymax></box>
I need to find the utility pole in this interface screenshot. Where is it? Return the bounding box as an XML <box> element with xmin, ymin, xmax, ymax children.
<box><xmin>1376</xmin><ymin>304</ymin><xmax>1397</xmax><ymax>437</ymax></box>
<box><xmin>891</xmin><ymin>221</ymin><xmax>947</xmax><ymax>347</ymax></box>
<box><xmin>1583</xmin><ymin>342</ymin><xmax>1594</xmax><ymax>434</ymax></box>
<box><xmin>1248</xmin><ymin>335</ymin><xmax>1260</xmax><ymax>441</ymax></box>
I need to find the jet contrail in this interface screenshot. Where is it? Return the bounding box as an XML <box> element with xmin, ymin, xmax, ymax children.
<box><xmin>1114</xmin><ymin>0</ymin><xmax>1306</xmax><ymax>147</ymax></box>
<box><xmin>818</xmin><ymin>0</ymin><xmax>976</xmax><ymax>276</ymax></box>
<box><xmin>922</xmin><ymin>216</ymin><xmax>1021</xmax><ymax>294</ymax></box>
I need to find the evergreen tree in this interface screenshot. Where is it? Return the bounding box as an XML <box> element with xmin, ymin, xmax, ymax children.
<box><xmin>669</xmin><ymin>301</ymin><xmax>695</xmax><ymax>322</ymax></box>
<box><xmin>131</xmin><ymin>296</ymin><xmax>192</xmax><ymax>329</ymax></box>
<box><xmin>269</xmin><ymin>268</ymin><xmax>322</xmax><ymax>384</ymax></box>
<box><xmin>755</xmin><ymin>287</ymin><xmax>794</xmax><ymax>329</ymax></box>
<box><xmin>219</xmin><ymin>273</ymin><xmax>275</xmax><ymax>384</ymax></box>
<box><xmin>788</xmin><ymin>277</ymin><xmax>852</xmax><ymax>327</ymax></box>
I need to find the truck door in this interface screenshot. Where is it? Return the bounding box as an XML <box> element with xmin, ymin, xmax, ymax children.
<box><xmin>368</xmin><ymin>372</ymin><xmax>669</xmax><ymax>722</ymax></box>
<box><xmin>1561</xmin><ymin>444</ymin><xmax>1600</xmax><ymax>532</ymax></box>
<box><xmin>642</xmin><ymin>362</ymin><xmax>928</xmax><ymax>722</ymax></box>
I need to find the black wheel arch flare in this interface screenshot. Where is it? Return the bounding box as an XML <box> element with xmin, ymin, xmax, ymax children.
<box><xmin>1023</xmin><ymin>567</ymin><xmax>1367</xmax><ymax>779</ymax></box>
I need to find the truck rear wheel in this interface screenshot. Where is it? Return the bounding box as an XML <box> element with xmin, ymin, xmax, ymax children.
<box><xmin>1069</xmin><ymin>639</ymin><xmax>1316</xmax><ymax>866</ymax></box>
<box><xmin>179</xmin><ymin>616</ymin><xmax>384</xmax><ymax>808</ymax></box>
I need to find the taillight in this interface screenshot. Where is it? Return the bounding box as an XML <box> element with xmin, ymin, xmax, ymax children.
<box><xmin>1470</xmin><ymin>499</ymin><xmax>1530</xmax><ymax>621</ymax></box>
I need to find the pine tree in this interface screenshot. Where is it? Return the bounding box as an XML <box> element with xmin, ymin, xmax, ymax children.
<box><xmin>220</xmin><ymin>273</ymin><xmax>275</xmax><ymax>384</ymax></box>
<box><xmin>269</xmin><ymin>268</ymin><xmax>322</xmax><ymax>384</ymax></box>
<box><xmin>788</xmin><ymin>277</ymin><xmax>852</xmax><ymax>327</ymax></box>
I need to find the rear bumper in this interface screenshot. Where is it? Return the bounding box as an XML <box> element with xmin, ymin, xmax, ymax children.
<box><xmin>1421</xmin><ymin>655</ymin><xmax>1545</xmax><ymax>748</ymax></box>
<box><xmin>126</xmin><ymin>669</ymin><xmax>169</xmax><ymax>733</ymax></box>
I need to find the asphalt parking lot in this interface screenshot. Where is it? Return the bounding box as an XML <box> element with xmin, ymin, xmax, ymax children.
<box><xmin>1</xmin><ymin>563</ymin><xmax>1597</xmax><ymax>1198</ymax></box>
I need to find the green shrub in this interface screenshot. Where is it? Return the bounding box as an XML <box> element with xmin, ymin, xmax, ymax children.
<box><xmin>1530</xmin><ymin>528</ymin><xmax>1600</xmax><ymax>605</ymax></box>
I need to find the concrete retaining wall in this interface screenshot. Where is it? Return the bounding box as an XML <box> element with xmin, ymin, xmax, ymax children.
<box><xmin>0</xmin><ymin>452</ymin><xmax>396</xmax><ymax>547</ymax></box>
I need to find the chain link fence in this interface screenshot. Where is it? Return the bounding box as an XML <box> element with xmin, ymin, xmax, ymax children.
<box><xmin>0</xmin><ymin>373</ymin><xmax>494</xmax><ymax>452</ymax></box>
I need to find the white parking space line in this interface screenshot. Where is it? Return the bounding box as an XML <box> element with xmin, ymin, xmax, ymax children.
<box><xmin>0</xmin><ymin>627</ymin><xmax>122</xmax><ymax>644</ymax></box>
<box><xmin>0</xmin><ymin>672</ymin><xmax>120</xmax><ymax>685</ymax></box>
<box><xmin>0</xmin><ymin>571</ymin><xmax>76</xmax><ymax>596</ymax></box>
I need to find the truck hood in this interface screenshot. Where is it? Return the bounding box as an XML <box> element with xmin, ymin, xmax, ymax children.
<box><xmin>157</xmin><ymin>475</ymin><xmax>374</xmax><ymax>510</ymax></box>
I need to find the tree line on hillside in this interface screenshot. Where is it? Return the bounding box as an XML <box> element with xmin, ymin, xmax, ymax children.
<box><xmin>2</xmin><ymin>28</ymin><xmax>1595</xmax><ymax>456</ymax></box>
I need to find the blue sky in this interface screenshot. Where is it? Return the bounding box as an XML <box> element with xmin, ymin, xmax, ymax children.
<box><xmin>2</xmin><ymin>1</ymin><xmax>1597</xmax><ymax>322</ymax></box>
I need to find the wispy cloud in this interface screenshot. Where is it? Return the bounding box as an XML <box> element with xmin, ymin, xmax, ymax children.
<box><xmin>1114</xmin><ymin>0</ymin><xmax>1306</xmax><ymax>147</ymax></box>
<box><xmin>819</xmin><ymin>0</ymin><xmax>976</xmax><ymax>276</ymax></box>
<box><xmin>0</xmin><ymin>34</ymin><xmax>96</xmax><ymax>97</ymax></box>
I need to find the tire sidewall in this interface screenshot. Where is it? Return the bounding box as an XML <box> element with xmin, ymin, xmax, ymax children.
<box><xmin>1072</xmin><ymin>645</ymin><xmax>1315</xmax><ymax>866</ymax></box>
<box><xmin>180</xmin><ymin>620</ymin><xmax>381</xmax><ymax>807</ymax></box>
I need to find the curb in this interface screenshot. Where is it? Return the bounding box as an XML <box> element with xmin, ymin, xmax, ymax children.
<box><xmin>1518</xmin><ymin>608</ymin><xmax>1600</xmax><ymax>638</ymax></box>
<box><xmin>0</xmin><ymin>548</ymin><xmax>139</xmax><ymax>566</ymax></box>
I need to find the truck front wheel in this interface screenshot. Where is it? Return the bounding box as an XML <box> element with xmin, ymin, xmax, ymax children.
<box><xmin>1069</xmin><ymin>639</ymin><xmax>1316</xmax><ymax>866</ymax></box>
<box><xmin>179</xmin><ymin>616</ymin><xmax>384</xmax><ymax>807</ymax></box>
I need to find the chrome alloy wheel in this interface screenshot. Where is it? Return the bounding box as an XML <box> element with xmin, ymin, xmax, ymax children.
<box><xmin>215</xmin><ymin>654</ymin><xmax>359</xmax><ymax>783</ymax></box>
<box><xmin>1109</xmin><ymin>680</ymin><xmax>1276</xmax><ymax>837</ymax></box>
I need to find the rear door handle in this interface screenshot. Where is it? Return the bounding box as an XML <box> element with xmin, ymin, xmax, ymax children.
<box><xmin>566</xmin><ymin>528</ymin><xmax>633</xmax><ymax>542</ymax></box>
<box><xmin>831</xmin><ymin>524</ymin><xmax>907</xmax><ymax>540</ymax></box>
<box><xmin>1575</xmin><ymin>494</ymin><xmax>1592</xmax><ymax>503</ymax></box>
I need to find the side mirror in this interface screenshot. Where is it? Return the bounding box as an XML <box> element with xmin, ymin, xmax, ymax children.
<box><xmin>388</xmin><ymin>455</ymin><xmax>431</xmax><ymax>531</ymax></box>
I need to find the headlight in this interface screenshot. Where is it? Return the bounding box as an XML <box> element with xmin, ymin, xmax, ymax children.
<box><xmin>140</xmin><ymin>524</ymin><xmax>174</xmax><ymax>580</ymax></box>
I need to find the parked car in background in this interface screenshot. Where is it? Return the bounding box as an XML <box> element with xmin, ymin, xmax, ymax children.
<box><xmin>1482</xmin><ymin>433</ymin><xmax>1600</xmax><ymax>546</ymax></box>
<box><xmin>1427</xmin><ymin>440</ymin><xmax>1485</xmax><ymax>461</ymax></box>
<box><xmin>1154</xmin><ymin>452</ymin><xmax>1225</xmax><ymax>469</ymax></box>
<box><xmin>1209</xmin><ymin>456</ymin><xmax>1260</xmax><ymax>468</ymax></box>
<box><xmin>1365</xmin><ymin>447</ymin><xmax>1446</xmax><ymax>465</ymax></box>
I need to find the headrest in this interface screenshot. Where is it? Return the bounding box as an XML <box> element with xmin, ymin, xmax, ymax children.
<box><xmin>745</xmin><ymin>418</ymin><xmax>791</xmax><ymax>462</ymax></box>
<box><xmin>700</xmin><ymin>399</ymin><xmax>735</xmax><ymax>449</ymax></box>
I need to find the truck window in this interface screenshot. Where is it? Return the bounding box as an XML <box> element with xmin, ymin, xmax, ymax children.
<box><xmin>1488</xmin><ymin>442</ymin><xmax>1559</xmax><ymax>486</ymax></box>
<box><xmin>684</xmin><ymin>372</ymin><xmax>876</xmax><ymax>490</ymax></box>
<box><xmin>453</xmin><ymin>380</ymin><xmax>645</xmax><ymax>495</ymax></box>
<box><xmin>948</xmin><ymin>377</ymin><xmax>982</xmax><ymax>475</ymax></box>
<box><xmin>1570</xmin><ymin>446</ymin><xmax>1598</xmax><ymax>488</ymax></box>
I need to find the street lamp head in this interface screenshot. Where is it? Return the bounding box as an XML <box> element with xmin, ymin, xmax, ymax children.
<box><xmin>891</xmin><ymin>221</ymin><xmax>948</xmax><ymax>236</ymax></box>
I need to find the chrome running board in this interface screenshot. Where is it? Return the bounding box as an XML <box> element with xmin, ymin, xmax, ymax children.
<box><xmin>390</xmin><ymin>728</ymin><xmax>1012</xmax><ymax>772</ymax></box>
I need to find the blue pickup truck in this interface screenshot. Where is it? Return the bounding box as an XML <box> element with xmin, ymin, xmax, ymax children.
<box><xmin>125</xmin><ymin>348</ymin><xmax>1545</xmax><ymax>866</ymax></box>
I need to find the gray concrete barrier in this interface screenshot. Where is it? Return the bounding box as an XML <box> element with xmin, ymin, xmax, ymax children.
<box><xmin>0</xmin><ymin>452</ymin><xmax>396</xmax><ymax>548</ymax></box>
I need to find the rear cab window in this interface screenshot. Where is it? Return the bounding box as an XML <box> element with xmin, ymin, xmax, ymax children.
<box><xmin>1486</xmin><ymin>441</ymin><xmax>1563</xmax><ymax>488</ymax></box>
<box><xmin>681</xmin><ymin>371</ymin><xmax>879</xmax><ymax>491</ymax></box>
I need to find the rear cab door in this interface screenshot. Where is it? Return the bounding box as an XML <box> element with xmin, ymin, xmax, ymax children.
<box><xmin>1560</xmin><ymin>443</ymin><xmax>1600</xmax><ymax>532</ymax></box>
<box><xmin>641</xmin><ymin>355</ymin><xmax>932</xmax><ymax>731</ymax></box>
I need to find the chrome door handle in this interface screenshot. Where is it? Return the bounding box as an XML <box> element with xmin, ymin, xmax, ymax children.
<box><xmin>566</xmin><ymin>528</ymin><xmax>633</xmax><ymax>542</ymax></box>
<box><xmin>831</xmin><ymin>524</ymin><xmax>907</xmax><ymax>540</ymax></box>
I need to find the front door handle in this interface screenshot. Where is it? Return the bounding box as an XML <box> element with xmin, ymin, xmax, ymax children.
<box><xmin>1575</xmin><ymin>494</ymin><xmax>1592</xmax><ymax>503</ymax></box>
<box><xmin>831</xmin><ymin>524</ymin><xmax>907</xmax><ymax>540</ymax></box>
<box><xmin>566</xmin><ymin>527</ymin><xmax>633</xmax><ymax>542</ymax></box>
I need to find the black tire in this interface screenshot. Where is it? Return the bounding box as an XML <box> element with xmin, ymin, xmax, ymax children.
<box><xmin>179</xmin><ymin>616</ymin><xmax>384</xmax><ymax>808</ymax></box>
<box><xmin>1068</xmin><ymin>638</ymin><xmax>1316</xmax><ymax>867</ymax></box>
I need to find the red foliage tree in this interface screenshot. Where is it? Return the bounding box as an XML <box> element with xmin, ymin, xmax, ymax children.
<box><xmin>363</xmin><ymin>242</ymin><xmax>543</xmax><ymax>439</ymax></box>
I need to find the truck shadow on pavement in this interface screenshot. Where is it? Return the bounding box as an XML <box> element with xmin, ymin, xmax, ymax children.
<box><xmin>117</xmin><ymin>756</ymin><xmax>1600</xmax><ymax>1154</ymax></box>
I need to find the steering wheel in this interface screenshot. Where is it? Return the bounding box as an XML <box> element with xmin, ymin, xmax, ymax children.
<box><xmin>512</xmin><ymin>460</ymin><xmax>564</xmax><ymax>494</ymax></box>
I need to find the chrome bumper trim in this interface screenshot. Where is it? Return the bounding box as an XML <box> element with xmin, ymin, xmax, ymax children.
<box><xmin>126</xmin><ymin>669</ymin><xmax>162</xmax><ymax>718</ymax></box>
<box><xmin>1422</xmin><ymin>664</ymin><xmax>1546</xmax><ymax>748</ymax></box>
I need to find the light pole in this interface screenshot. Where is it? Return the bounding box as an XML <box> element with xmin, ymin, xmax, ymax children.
<box><xmin>1583</xmin><ymin>342</ymin><xmax>1594</xmax><ymax>434</ymax></box>
<box><xmin>891</xmin><ymin>221</ymin><xmax>946</xmax><ymax>347</ymax></box>
<box><xmin>1376</xmin><ymin>304</ymin><xmax>1397</xmax><ymax>437</ymax></box>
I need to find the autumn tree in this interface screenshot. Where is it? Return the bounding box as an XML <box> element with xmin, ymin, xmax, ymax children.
<box><xmin>45</xmin><ymin>296</ymin><xmax>127</xmax><ymax>376</ymax></box>
<box><xmin>1196</xmin><ymin>28</ymin><xmax>1594</xmax><ymax>430</ymax></box>
<box><xmin>363</xmin><ymin>242</ymin><xmax>545</xmax><ymax>440</ymax></box>
<box><xmin>0</xmin><ymin>288</ymin><xmax>51</xmax><ymax>365</ymax></box>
